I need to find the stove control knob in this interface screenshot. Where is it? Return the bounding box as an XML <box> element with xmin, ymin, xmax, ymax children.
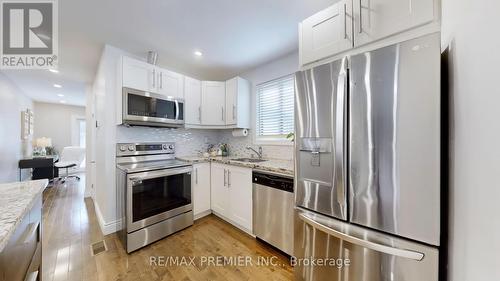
<box><xmin>119</xmin><ymin>145</ymin><xmax>127</xmax><ymax>152</ymax></box>
<box><xmin>162</xmin><ymin>144</ymin><xmax>167</xmax><ymax>150</ymax></box>
<box><xmin>128</xmin><ymin>145</ymin><xmax>135</xmax><ymax>151</ymax></box>
<box><xmin>168</xmin><ymin>144</ymin><xmax>174</xmax><ymax>150</ymax></box>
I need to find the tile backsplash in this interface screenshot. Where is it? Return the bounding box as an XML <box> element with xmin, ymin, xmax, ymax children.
<box><xmin>116</xmin><ymin>126</ymin><xmax>294</xmax><ymax>161</ymax></box>
<box><xmin>116</xmin><ymin>126</ymin><xmax>219</xmax><ymax>157</ymax></box>
<box><xmin>218</xmin><ymin>130</ymin><xmax>293</xmax><ymax>160</ymax></box>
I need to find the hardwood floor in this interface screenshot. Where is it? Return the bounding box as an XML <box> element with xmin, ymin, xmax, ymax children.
<box><xmin>41</xmin><ymin>175</ymin><xmax>293</xmax><ymax>281</ymax></box>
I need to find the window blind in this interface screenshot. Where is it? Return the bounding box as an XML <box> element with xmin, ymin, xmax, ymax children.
<box><xmin>256</xmin><ymin>75</ymin><xmax>294</xmax><ymax>138</ymax></box>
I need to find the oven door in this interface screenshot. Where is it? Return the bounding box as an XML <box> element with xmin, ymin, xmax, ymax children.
<box><xmin>126</xmin><ymin>166</ymin><xmax>192</xmax><ymax>233</ymax></box>
<box><xmin>122</xmin><ymin>87</ymin><xmax>184</xmax><ymax>127</ymax></box>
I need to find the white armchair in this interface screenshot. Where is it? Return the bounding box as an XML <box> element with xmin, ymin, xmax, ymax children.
<box><xmin>55</xmin><ymin>146</ymin><xmax>85</xmax><ymax>183</ymax></box>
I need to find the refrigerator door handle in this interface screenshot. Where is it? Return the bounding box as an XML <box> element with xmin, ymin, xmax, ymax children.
<box><xmin>298</xmin><ymin>213</ymin><xmax>425</xmax><ymax>261</ymax></box>
<box><xmin>335</xmin><ymin>60</ymin><xmax>348</xmax><ymax>208</ymax></box>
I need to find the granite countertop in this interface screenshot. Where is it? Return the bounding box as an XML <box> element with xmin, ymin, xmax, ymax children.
<box><xmin>177</xmin><ymin>156</ymin><xmax>294</xmax><ymax>176</ymax></box>
<box><xmin>0</xmin><ymin>179</ymin><xmax>48</xmax><ymax>252</ymax></box>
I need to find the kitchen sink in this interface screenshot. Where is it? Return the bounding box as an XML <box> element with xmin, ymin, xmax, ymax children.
<box><xmin>232</xmin><ymin>158</ymin><xmax>267</xmax><ymax>163</ymax></box>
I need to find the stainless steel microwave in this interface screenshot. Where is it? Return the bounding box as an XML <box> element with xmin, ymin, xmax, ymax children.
<box><xmin>122</xmin><ymin>87</ymin><xmax>184</xmax><ymax>128</ymax></box>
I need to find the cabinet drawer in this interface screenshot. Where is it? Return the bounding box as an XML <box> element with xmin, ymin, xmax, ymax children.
<box><xmin>0</xmin><ymin>195</ymin><xmax>42</xmax><ymax>281</ymax></box>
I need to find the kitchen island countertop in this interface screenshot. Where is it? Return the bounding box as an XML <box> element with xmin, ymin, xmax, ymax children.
<box><xmin>0</xmin><ymin>179</ymin><xmax>47</xmax><ymax>252</ymax></box>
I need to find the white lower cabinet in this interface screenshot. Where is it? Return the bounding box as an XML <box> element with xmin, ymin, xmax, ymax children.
<box><xmin>210</xmin><ymin>163</ymin><xmax>229</xmax><ymax>216</ymax></box>
<box><xmin>210</xmin><ymin>163</ymin><xmax>253</xmax><ymax>233</ymax></box>
<box><xmin>227</xmin><ymin>165</ymin><xmax>253</xmax><ymax>231</ymax></box>
<box><xmin>192</xmin><ymin>163</ymin><xmax>211</xmax><ymax>219</ymax></box>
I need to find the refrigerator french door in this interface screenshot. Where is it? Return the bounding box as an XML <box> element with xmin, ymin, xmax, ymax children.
<box><xmin>294</xmin><ymin>33</ymin><xmax>441</xmax><ymax>281</ymax></box>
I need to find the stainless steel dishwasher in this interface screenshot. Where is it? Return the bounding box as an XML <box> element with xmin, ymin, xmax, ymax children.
<box><xmin>253</xmin><ymin>171</ymin><xmax>294</xmax><ymax>255</ymax></box>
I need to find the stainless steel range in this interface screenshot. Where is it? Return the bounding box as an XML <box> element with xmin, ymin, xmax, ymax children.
<box><xmin>116</xmin><ymin>142</ymin><xmax>193</xmax><ymax>253</ymax></box>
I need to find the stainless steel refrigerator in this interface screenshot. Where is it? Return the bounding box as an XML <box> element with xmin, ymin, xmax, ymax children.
<box><xmin>294</xmin><ymin>33</ymin><xmax>441</xmax><ymax>281</ymax></box>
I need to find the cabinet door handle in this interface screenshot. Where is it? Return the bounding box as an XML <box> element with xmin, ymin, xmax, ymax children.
<box><xmin>358</xmin><ymin>1</ymin><xmax>363</xmax><ymax>34</ymax></box>
<box><xmin>223</xmin><ymin>169</ymin><xmax>227</xmax><ymax>186</ymax></box>
<box><xmin>232</xmin><ymin>105</ymin><xmax>236</xmax><ymax>120</ymax></box>
<box><xmin>152</xmin><ymin>69</ymin><xmax>156</xmax><ymax>88</ymax></box>
<box><xmin>195</xmin><ymin>168</ymin><xmax>198</xmax><ymax>184</ymax></box>
<box><xmin>198</xmin><ymin>106</ymin><xmax>201</xmax><ymax>122</ymax></box>
<box><xmin>228</xmin><ymin>170</ymin><xmax>231</xmax><ymax>187</ymax></box>
<box><xmin>21</xmin><ymin>222</ymin><xmax>39</xmax><ymax>244</ymax></box>
<box><xmin>344</xmin><ymin>3</ymin><xmax>347</xmax><ymax>39</ymax></box>
<box><xmin>221</xmin><ymin>107</ymin><xmax>225</xmax><ymax>121</ymax></box>
<box><xmin>160</xmin><ymin>72</ymin><xmax>163</xmax><ymax>89</ymax></box>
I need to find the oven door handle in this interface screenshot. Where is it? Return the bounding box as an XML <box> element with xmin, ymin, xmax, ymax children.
<box><xmin>128</xmin><ymin>166</ymin><xmax>192</xmax><ymax>182</ymax></box>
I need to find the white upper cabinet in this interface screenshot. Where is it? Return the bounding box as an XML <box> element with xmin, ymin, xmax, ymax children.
<box><xmin>121</xmin><ymin>56</ymin><xmax>250</xmax><ymax>129</ymax></box>
<box><xmin>122</xmin><ymin>57</ymin><xmax>155</xmax><ymax>92</ymax></box>
<box><xmin>201</xmin><ymin>81</ymin><xmax>226</xmax><ymax>126</ymax></box>
<box><xmin>299</xmin><ymin>0</ymin><xmax>353</xmax><ymax>66</ymax></box>
<box><xmin>353</xmin><ymin>0</ymin><xmax>436</xmax><ymax>47</ymax></box>
<box><xmin>299</xmin><ymin>0</ymin><xmax>439</xmax><ymax>66</ymax></box>
<box><xmin>225</xmin><ymin>77</ymin><xmax>237</xmax><ymax>125</ymax></box>
<box><xmin>157</xmin><ymin>69</ymin><xmax>184</xmax><ymax>98</ymax></box>
<box><xmin>184</xmin><ymin>76</ymin><xmax>202</xmax><ymax>125</ymax></box>
<box><xmin>121</xmin><ymin>56</ymin><xmax>185</xmax><ymax>98</ymax></box>
<box><xmin>225</xmin><ymin>77</ymin><xmax>250</xmax><ymax>128</ymax></box>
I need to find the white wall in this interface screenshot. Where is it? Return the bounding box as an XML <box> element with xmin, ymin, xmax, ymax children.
<box><xmin>0</xmin><ymin>72</ymin><xmax>33</xmax><ymax>183</ymax></box>
<box><xmin>441</xmin><ymin>0</ymin><xmax>500</xmax><ymax>280</ymax></box>
<box><xmin>33</xmin><ymin>102</ymin><xmax>86</xmax><ymax>152</ymax></box>
<box><xmin>223</xmin><ymin>51</ymin><xmax>299</xmax><ymax>160</ymax></box>
<box><xmin>91</xmin><ymin>45</ymin><xmax>122</xmax><ymax>234</ymax></box>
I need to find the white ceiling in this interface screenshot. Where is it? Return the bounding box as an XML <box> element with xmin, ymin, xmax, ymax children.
<box><xmin>2</xmin><ymin>0</ymin><xmax>336</xmax><ymax>106</ymax></box>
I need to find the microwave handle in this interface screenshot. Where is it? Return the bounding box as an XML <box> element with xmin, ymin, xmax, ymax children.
<box><xmin>175</xmin><ymin>100</ymin><xmax>180</xmax><ymax>120</ymax></box>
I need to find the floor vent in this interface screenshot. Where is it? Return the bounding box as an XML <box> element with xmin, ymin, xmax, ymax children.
<box><xmin>91</xmin><ymin>240</ymin><xmax>107</xmax><ymax>256</ymax></box>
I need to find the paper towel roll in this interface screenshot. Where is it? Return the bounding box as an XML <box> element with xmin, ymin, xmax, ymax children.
<box><xmin>232</xmin><ymin>129</ymin><xmax>248</xmax><ymax>137</ymax></box>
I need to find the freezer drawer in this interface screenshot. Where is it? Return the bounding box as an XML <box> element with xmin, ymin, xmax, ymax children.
<box><xmin>349</xmin><ymin>33</ymin><xmax>441</xmax><ymax>245</ymax></box>
<box><xmin>294</xmin><ymin>208</ymin><xmax>439</xmax><ymax>281</ymax></box>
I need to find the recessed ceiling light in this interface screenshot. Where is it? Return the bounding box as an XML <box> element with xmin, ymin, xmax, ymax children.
<box><xmin>53</xmin><ymin>84</ymin><xmax>62</xmax><ymax>88</ymax></box>
<box><xmin>49</xmin><ymin>69</ymin><xmax>59</xmax><ymax>73</ymax></box>
<box><xmin>57</xmin><ymin>94</ymin><xmax>64</xmax><ymax>97</ymax></box>
<box><xmin>59</xmin><ymin>100</ymin><xmax>66</xmax><ymax>104</ymax></box>
<box><xmin>194</xmin><ymin>51</ymin><xmax>203</xmax><ymax>57</ymax></box>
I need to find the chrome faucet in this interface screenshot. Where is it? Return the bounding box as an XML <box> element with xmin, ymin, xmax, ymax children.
<box><xmin>246</xmin><ymin>146</ymin><xmax>263</xmax><ymax>159</ymax></box>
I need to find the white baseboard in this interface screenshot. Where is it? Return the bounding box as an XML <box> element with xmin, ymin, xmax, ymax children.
<box><xmin>93</xmin><ymin>199</ymin><xmax>122</xmax><ymax>235</ymax></box>
<box><xmin>194</xmin><ymin>210</ymin><xmax>212</xmax><ymax>220</ymax></box>
<box><xmin>84</xmin><ymin>186</ymin><xmax>92</xmax><ymax>198</ymax></box>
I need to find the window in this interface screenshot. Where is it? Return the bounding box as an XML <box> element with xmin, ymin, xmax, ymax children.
<box><xmin>72</xmin><ymin>116</ymin><xmax>86</xmax><ymax>148</ymax></box>
<box><xmin>78</xmin><ymin>119</ymin><xmax>86</xmax><ymax>148</ymax></box>
<box><xmin>256</xmin><ymin>75</ymin><xmax>294</xmax><ymax>143</ymax></box>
